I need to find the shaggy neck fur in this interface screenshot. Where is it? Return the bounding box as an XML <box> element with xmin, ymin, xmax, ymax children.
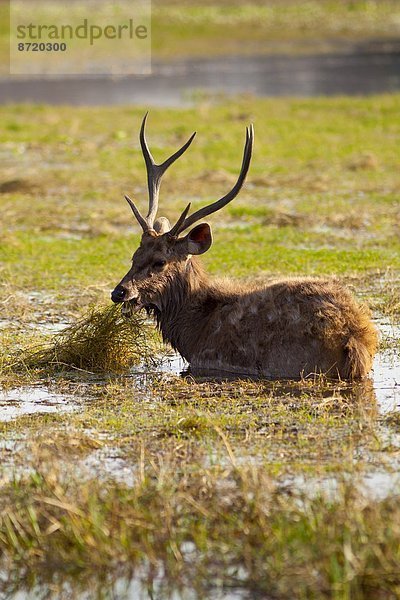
<box><xmin>149</xmin><ymin>258</ymin><xmax>229</xmax><ymax>361</ymax></box>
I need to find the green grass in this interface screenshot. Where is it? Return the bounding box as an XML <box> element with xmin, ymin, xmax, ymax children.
<box><xmin>0</xmin><ymin>96</ymin><xmax>399</xmax><ymax>597</ymax></box>
<box><xmin>0</xmin><ymin>96</ymin><xmax>399</xmax><ymax>314</ymax></box>
<box><xmin>1</xmin><ymin>0</ymin><xmax>400</xmax><ymax>73</ymax></box>
<box><xmin>151</xmin><ymin>0</ymin><xmax>400</xmax><ymax>59</ymax></box>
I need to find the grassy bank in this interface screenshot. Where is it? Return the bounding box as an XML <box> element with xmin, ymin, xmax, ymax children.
<box><xmin>0</xmin><ymin>95</ymin><xmax>399</xmax><ymax>597</ymax></box>
<box><xmin>152</xmin><ymin>0</ymin><xmax>400</xmax><ymax>59</ymax></box>
<box><xmin>1</xmin><ymin>0</ymin><xmax>400</xmax><ymax>74</ymax></box>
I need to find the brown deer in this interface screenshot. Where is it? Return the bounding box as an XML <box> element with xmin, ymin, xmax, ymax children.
<box><xmin>111</xmin><ymin>114</ymin><xmax>378</xmax><ymax>380</ymax></box>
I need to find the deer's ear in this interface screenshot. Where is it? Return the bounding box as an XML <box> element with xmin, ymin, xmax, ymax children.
<box><xmin>179</xmin><ymin>223</ymin><xmax>212</xmax><ymax>255</ymax></box>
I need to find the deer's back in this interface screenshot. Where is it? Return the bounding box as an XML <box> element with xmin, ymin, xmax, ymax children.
<box><xmin>190</xmin><ymin>277</ymin><xmax>378</xmax><ymax>379</ymax></box>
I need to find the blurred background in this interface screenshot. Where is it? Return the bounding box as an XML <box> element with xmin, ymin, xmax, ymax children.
<box><xmin>1</xmin><ymin>0</ymin><xmax>400</xmax><ymax>104</ymax></box>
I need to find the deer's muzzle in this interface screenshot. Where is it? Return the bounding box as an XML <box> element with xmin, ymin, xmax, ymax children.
<box><xmin>111</xmin><ymin>284</ymin><xmax>139</xmax><ymax>304</ymax></box>
<box><xmin>111</xmin><ymin>285</ymin><xmax>126</xmax><ymax>303</ymax></box>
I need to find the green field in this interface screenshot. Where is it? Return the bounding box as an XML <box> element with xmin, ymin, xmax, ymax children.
<box><xmin>151</xmin><ymin>0</ymin><xmax>400</xmax><ymax>58</ymax></box>
<box><xmin>0</xmin><ymin>96</ymin><xmax>399</xmax><ymax>598</ymax></box>
<box><xmin>1</xmin><ymin>0</ymin><xmax>400</xmax><ymax>74</ymax></box>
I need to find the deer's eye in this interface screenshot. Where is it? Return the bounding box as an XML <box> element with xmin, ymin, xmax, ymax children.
<box><xmin>153</xmin><ymin>260</ymin><xmax>166</xmax><ymax>269</ymax></box>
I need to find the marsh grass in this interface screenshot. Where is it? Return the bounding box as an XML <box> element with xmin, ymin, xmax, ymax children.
<box><xmin>0</xmin><ymin>374</ymin><xmax>380</xmax><ymax>471</ymax></box>
<box><xmin>1</xmin><ymin>458</ymin><xmax>400</xmax><ymax>599</ymax></box>
<box><xmin>24</xmin><ymin>305</ymin><xmax>157</xmax><ymax>374</ymax></box>
<box><xmin>0</xmin><ymin>353</ymin><xmax>398</xmax><ymax>597</ymax></box>
<box><xmin>0</xmin><ymin>97</ymin><xmax>399</xmax><ymax>597</ymax></box>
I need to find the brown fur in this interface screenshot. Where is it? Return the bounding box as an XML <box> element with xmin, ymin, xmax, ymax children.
<box><xmin>113</xmin><ymin>230</ymin><xmax>378</xmax><ymax>380</ymax></box>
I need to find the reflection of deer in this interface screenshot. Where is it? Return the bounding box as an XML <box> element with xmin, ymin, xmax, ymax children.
<box><xmin>111</xmin><ymin>115</ymin><xmax>378</xmax><ymax>379</ymax></box>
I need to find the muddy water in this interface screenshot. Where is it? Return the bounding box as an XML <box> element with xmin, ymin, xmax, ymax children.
<box><xmin>1</xmin><ymin>50</ymin><xmax>400</xmax><ymax>106</ymax></box>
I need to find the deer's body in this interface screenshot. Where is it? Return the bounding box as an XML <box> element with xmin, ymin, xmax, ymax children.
<box><xmin>112</xmin><ymin>116</ymin><xmax>378</xmax><ymax>380</ymax></box>
<box><xmin>131</xmin><ymin>253</ymin><xmax>376</xmax><ymax>379</ymax></box>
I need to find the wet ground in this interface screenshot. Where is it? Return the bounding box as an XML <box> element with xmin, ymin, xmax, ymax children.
<box><xmin>1</xmin><ymin>50</ymin><xmax>400</xmax><ymax>106</ymax></box>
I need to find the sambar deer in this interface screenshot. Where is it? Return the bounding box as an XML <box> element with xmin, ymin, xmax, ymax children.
<box><xmin>111</xmin><ymin>115</ymin><xmax>378</xmax><ymax>380</ymax></box>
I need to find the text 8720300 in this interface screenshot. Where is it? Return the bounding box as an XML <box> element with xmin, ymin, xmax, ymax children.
<box><xmin>17</xmin><ymin>43</ymin><xmax>67</xmax><ymax>51</ymax></box>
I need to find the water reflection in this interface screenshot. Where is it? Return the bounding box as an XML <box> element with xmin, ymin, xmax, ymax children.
<box><xmin>0</xmin><ymin>341</ymin><xmax>397</xmax><ymax>422</ymax></box>
<box><xmin>6</xmin><ymin>572</ymin><xmax>255</xmax><ymax>600</ymax></box>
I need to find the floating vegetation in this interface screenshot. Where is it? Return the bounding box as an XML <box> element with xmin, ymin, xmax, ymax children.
<box><xmin>26</xmin><ymin>305</ymin><xmax>158</xmax><ymax>374</ymax></box>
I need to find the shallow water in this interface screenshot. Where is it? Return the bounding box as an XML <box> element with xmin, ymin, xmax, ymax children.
<box><xmin>0</xmin><ymin>321</ymin><xmax>398</xmax><ymax>501</ymax></box>
<box><xmin>373</xmin><ymin>351</ymin><xmax>400</xmax><ymax>413</ymax></box>
<box><xmin>373</xmin><ymin>320</ymin><xmax>400</xmax><ymax>414</ymax></box>
<box><xmin>286</xmin><ymin>469</ymin><xmax>400</xmax><ymax>503</ymax></box>
<box><xmin>2</xmin><ymin>50</ymin><xmax>400</xmax><ymax>106</ymax></box>
<box><xmin>0</xmin><ymin>386</ymin><xmax>78</xmax><ymax>421</ymax></box>
<box><xmin>139</xmin><ymin>334</ymin><xmax>400</xmax><ymax>417</ymax></box>
<box><xmin>9</xmin><ymin>578</ymin><xmax>250</xmax><ymax>600</ymax></box>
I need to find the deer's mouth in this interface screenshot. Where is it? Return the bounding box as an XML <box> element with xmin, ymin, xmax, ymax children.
<box><xmin>122</xmin><ymin>298</ymin><xmax>162</xmax><ymax>320</ymax></box>
<box><xmin>122</xmin><ymin>298</ymin><xmax>143</xmax><ymax>317</ymax></box>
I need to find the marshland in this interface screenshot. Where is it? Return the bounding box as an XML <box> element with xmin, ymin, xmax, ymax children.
<box><xmin>1</xmin><ymin>1</ymin><xmax>400</xmax><ymax>599</ymax></box>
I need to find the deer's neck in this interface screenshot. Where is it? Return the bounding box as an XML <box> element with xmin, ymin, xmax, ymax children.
<box><xmin>153</xmin><ymin>258</ymin><xmax>225</xmax><ymax>360</ymax></box>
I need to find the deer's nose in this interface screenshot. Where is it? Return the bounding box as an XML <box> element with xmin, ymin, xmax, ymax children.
<box><xmin>111</xmin><ymin>285</ymin><xmax>127</xmax><ymax>303</ymax></box>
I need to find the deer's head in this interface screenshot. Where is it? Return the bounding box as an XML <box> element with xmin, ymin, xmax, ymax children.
<box><xmin>111</xmin><ymin>114</ymin><xmax>254</xmax><ymax>312</ymax></box>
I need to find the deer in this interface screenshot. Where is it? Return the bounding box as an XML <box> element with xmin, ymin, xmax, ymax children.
<box><xmin>111</xmin><ymin>114</ymin><xmax>378</xmax><ymax>380</ymax></box>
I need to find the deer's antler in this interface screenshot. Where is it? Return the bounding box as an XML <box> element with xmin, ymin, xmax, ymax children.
<box><xmin>126</xmin><ymin>113</ymin><xmax>196</xmax><ymax>232</ymax></box>
<box><xmin>169</xmin><ymin>124</ymin><xmax>254</xmax><ymax>237</ymax></box>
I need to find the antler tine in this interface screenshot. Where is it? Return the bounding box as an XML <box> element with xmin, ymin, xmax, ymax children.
<box><xmin>171</xmin><ymin>124</ymin><xmax>254</xmax><ymax>236</ymax></box>
<box><xmin>168</xmin><ymin>202</ymin><xmax>192</xmax><ymax>237</ymax></box>
<box><xmin>125</xmin><ymin>195</ymin><xmax>148</xmax><ymax>232</ymax></box>
<box><xmin>140</xmin><ymin>112</ymin><xmax>196</xmax><ymax>229</ymax></box>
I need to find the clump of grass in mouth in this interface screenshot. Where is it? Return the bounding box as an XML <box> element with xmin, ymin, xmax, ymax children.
<box><xmin>25</xmin><ymin>305</ymin><xmax>156</xmax><ymax>374</ymax></box>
